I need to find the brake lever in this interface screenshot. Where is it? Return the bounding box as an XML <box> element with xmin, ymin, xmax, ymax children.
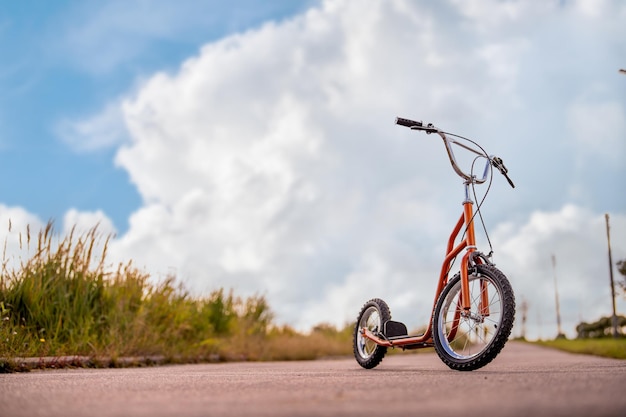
<box><xmin>410</xmin><ymin>123</ymin><xmax>438</xmax><ymax>134</ymax></box>
<box><xmin>491</xmin><ymin>157</ymin><xmax>515</xmax><ymax>188</ymax></box>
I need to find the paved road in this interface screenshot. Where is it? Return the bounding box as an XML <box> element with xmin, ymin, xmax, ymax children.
<box><xmin>1</xmin><ymin>342</ymin><xmax>625</xmax><ymax>417</ymax></box>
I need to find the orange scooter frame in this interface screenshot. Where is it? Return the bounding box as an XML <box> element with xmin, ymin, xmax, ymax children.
<box><xmin>360</xmin><ymin>198</ymin><xmax>486</xmax><ymax>349</ymax></box>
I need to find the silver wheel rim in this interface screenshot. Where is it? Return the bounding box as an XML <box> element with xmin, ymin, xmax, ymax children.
<box><xmin>356</xmin><ymin>306</ymin><xmax>381</xmax><ymax>360</ymax></box>
<box><xmin>436</xmin><ymin>274</ymin><xmax>503</xmax><ymax>360</ymax></box>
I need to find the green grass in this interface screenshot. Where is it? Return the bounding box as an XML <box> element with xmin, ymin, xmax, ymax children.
<box><xmin>0</xmin><ymin>222</ymin><xmax>353</xmax><ymax>372</ymax></box>
<box><xmin>533</xmin><ymin>338</ymin><xmax>626</xmax><ymax>359</ymax></box>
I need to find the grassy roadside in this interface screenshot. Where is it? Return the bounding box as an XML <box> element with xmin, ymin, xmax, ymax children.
<box><xmin>0</xmin><ymin>223</ymin><xmax>353</xmax><ymax>372</ymax></box>
<box><xmin>531</xmin><ymin>338</ymin><xmax>626</xmax><ymax>360</ymax></box>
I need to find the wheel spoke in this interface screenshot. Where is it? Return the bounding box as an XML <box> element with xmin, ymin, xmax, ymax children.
<box><xmin>435</xmin><ymin>267</ymin><xmax>512</xmax><ymax>366</ymax></box>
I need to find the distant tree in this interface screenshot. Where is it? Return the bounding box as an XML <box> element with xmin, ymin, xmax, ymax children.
<box><xmin>576</xmin><ymin>315</ymin><xmax>626</xmax><ymax>338</ymax></box>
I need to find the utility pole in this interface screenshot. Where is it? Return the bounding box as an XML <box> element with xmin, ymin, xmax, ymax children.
<box><xmin>520</xmin><ymin>297</ymin><xmax>528</xmax><ymax>340</ymax></box>
<box><xmin>605</xmin><ymin>213</ymin><xmax>619</xmax><ymax>338</ymax></box>
<box><xmin>537</xmin><ymin>310</ymin><xmax>543</xmax><ymax>341</ymax></box>
<box><xmin>552</xmin><ymin>255</ymin><xmax>564</xmax><ymax>338</ymax></box>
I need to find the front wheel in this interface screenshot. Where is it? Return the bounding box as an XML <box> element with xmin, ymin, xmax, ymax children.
<box><xmin>433</xmin><ymin>264</ymin><xmax>515</xmax><ymax>371</ymax></box>
<box><xmin>353</xmin><ymin>298</ymin><xmax>391</xmax><ymax>369</ymax></box>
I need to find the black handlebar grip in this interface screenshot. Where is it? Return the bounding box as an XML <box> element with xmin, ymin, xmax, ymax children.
<box><xmin>395</xmin><ymin>117</ymin><xmax>422</xmax><ymax>128</ymax></box>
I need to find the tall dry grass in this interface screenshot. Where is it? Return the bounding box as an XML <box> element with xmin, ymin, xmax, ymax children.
<box><xmin>0</xmin><ymin>222</ymin><xmax>352</xmax><ymax>366</ymax></box>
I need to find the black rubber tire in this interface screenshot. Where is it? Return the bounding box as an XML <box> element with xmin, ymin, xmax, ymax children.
<box><xmin>432</xmin><ymin>264</ymin><xmax>515</xmax><ymax>371</ymax></box>
<box><xmin>353</xmin><ymin>298</ymin><xmax>391</xmax><ymax>369</ymax></box>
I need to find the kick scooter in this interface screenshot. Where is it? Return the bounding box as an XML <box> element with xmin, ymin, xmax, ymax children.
<box><xmin>353</xmin><ymin>117</ymin><xmax>516</xmax><ymax>371</ymax></box>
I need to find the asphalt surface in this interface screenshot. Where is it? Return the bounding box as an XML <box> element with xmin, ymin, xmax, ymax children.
<box><xmin>1</xmin><ymin>342</ymin><xmax>625</xmax><ymax>417</ymax></box>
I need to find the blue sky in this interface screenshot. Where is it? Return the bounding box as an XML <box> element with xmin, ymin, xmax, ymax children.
<box><xmin>0</xmin><ymin>0</ymin><xmax>314</xmax><ymax>231</ymax></box>
<box><xmin>1</xmin><ymin>0</ymin><xmax>625</xmax><ymax>339</ymax></box>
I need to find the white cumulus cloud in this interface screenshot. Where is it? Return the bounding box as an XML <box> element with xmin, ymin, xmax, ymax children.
<box><xmin>104</xmin><ymin>0</ymin><xmax>626</xmax><ymax>335</ymax></box>
<box><xmin>5</xmin><ymin>0</ymin><xmax>625</xmax><ymax>339</ymax></box>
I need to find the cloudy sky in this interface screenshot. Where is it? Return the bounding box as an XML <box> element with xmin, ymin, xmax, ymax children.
<box><xmin>1</xmin><ymin>0</ymin><xmax>625</xmax><ymax>340</ymax></box>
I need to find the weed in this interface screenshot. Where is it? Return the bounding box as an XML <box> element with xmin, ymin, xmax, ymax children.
<box><xmin>0</xmin><ymin>222</ymin><xmax>352</xmax><ymax>367</ymax></box>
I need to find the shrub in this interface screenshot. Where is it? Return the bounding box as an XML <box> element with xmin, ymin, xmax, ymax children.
<box><xmin>0</xmin><ymin>222</ymin><xmax>349</xmax><ymax>364</ymax></box>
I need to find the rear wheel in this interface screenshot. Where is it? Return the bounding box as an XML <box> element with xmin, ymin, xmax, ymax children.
<box><xmin>433</xmin><ymin>264</ymin><xmax>515</xmax><ymax>371</ymax></box>
<box><xmin>353</xmin><ymin>298</ymin><xmax>390</xmax><ymax>369</ymax></box>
